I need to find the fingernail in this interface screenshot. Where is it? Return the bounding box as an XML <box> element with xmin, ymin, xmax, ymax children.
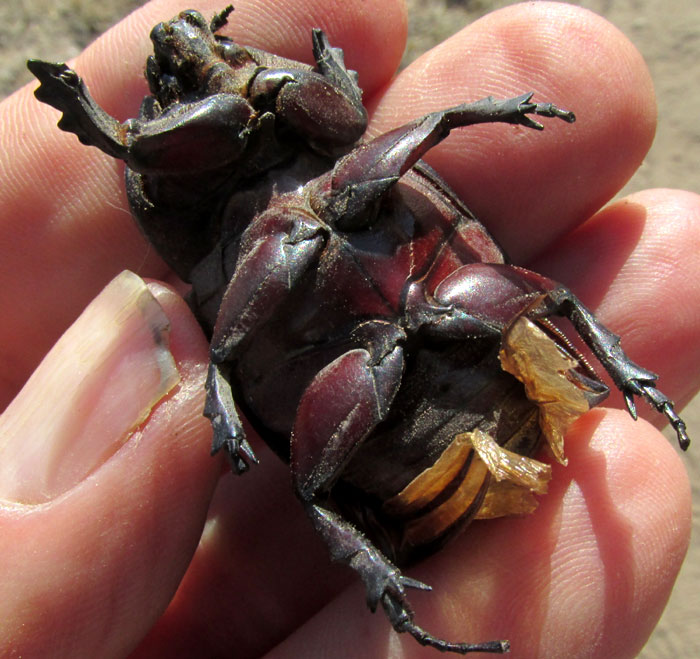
<box><xmin>0</xmin><ymin>271</ymin><xmax>180</xmax><ymax>503</ymax></box>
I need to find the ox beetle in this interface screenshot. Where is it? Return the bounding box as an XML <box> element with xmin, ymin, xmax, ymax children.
<box><xmin>28</xmin><ymin>7</ymin><xmax>689</xmax><ymax>654</ymax></box>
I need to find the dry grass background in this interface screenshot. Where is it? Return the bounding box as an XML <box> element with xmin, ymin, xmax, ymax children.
<box><xmin>2</xmin><ymin>0</ymin><xmax>698</xmax><ymax>655</ymax></box>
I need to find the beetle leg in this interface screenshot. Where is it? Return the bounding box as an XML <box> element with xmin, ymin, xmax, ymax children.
<box><xmin>291</xmin><ymin>321</ymin><xmax>405</xmax><ymax>500</ymax></box>
<box><xmin>28</xmin><ymin>59</ymin><xmax>257</xmax><ymax>174</ymax></box>
<box><xmin>310</xmin><ymin>92</ymin><xmax>574</xmax><ymax>230</ymax></box>
<box><xmin>543</xmin><ymin>285</ymin><xmax>690</xmax><ymax>449</ymax></box>
<box><xmin>246</xmin><ymin>30</ymin><xmax>366</xmax><ymax>149</ymax></box>
<box><xmin>27</xmin><ymin>60</ymin><xmax>129</xmax><ymax>160</ymax></box>
<box><xmin>209</xmin><ymin>4</ymin><xmax>234</xmax><ymax>33</ymax></box>
<box><xmin>290</xmin><ymin>322</ymin><xmax>508</xmax><ymax>651</ymax></box>
<box><xmin>249</xmin><ymin>67</ymin><xmax>368</xmax><ymax>148</ymax></box>
<box><xmin>429</xmin><ymin>262</ymin><xmax>689</xmax><ymax>449</ymax></box>
<box><xmin>305</xmin><ymin>503</ymin><xmax>509</xmax><ymax>654</ymax></box>
<box><xmin>310</xmin><ymin>29</ymin><xmax>363</xmax><ymax>110</ymax></box>
<box><xmin>309</xmin><ymin>28</ymin><xmax>366</xmax><ymax>139</ymax></box>
<box><xmin>204</xmin><ymin>212</ymin><xmax>328</xmax><ymax>470</ymax></box>
<box><xmin>495</xmin><ymin>267</ymin><xmax>689</xmax><ymax>449</ymax></box>
<box><xmin>204</xmin><ymin>361</ymin><xmax>257</xmax><ymax>474</ymax></box>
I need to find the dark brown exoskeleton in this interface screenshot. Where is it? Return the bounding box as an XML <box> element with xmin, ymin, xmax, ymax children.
<box><xmin>28</xmin><ymin>7</ymin><xmax>690</xmax><ymax>654</ymax></box>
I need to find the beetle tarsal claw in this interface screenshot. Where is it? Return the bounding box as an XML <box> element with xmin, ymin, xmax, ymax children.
<box><xmin>671</xmin><ymin>415</ymin><xmax>690</xmax><ymax>451</ymax></box>
<box><xmin>381</xmin><ymin>594</ymin><xmax>510</xmax><ymax>654</ymax></box>
<box><xmin>655</xmin><ymin>397</ymin><xmax>691</xmax><ymax>450</ymax></box>
<box><xmin>400</xmin><ymin>575</ymin><xmax>432</xmax><ymax>592</ymax></box>
<box><xmin>239</xmin><ymin>438</ymin><xmax>259</xmax><ymax>464</ymax></box>
<box><xmin>513</xmin><ymin>92</ymin><xmax>575</xmax><ymax>129</ymax></box>
<box><xmin>624</xmin><ymin>390</ymin><xmax>639</xmax><ymax>420</ymax></box>
<box><xmin>640</xmin><ymin>383</ymin><xmax>691</xmax><ymax>450</ymax></box>
<box><xmin>533</xmin><ymin>102</ymin><xmax>576</xmax><ymax>123</ymax></box>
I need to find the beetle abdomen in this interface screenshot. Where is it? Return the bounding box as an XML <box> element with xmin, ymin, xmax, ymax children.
<box><xmin>336</xmin><ymin>341</ymin><xmax>542</xmax><ymax>563</ymax></box>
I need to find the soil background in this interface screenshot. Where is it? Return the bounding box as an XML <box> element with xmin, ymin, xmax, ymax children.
<box><xmin>1</xmin><ymin>0</ymin><xmax>698</xmax><ymax>656</ymax></box>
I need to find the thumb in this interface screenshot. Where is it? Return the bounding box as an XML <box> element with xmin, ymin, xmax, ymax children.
<box><xmin>0</xmin><ymin>271</ymin><xmax>219</xmax><ymax>657</ymax></box>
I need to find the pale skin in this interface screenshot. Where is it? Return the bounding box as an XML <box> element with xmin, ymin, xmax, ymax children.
<box><xmin>0</xmin><ymin>0</ymin><xmax>698</xmax><ymax>656</ymax></box>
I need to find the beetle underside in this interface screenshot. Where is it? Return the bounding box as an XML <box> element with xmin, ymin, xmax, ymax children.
<box><xmin>29</xmin><ymin>6</ymin><xmax>690</xmax><ymax>655</ymax></box>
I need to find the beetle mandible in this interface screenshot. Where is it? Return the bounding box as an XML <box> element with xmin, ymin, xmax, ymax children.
<box><xmin>28</xmin><ymin>6</ymin><xmax>690</xmax><ymax>654</ymax></box>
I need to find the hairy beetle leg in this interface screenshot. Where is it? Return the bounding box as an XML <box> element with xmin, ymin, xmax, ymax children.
<box><xmin>209</xmin><ymin>4</ymin><xmax>234</xmax><ymax>33</ymax></box>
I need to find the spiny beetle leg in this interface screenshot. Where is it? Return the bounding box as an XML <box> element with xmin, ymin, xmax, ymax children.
<box><xmin>311</xmin><ymin>29</ymin><xmax>363</xmax><ymax>109</ymax></box>
<box><xmin>306</xmin><ymin>503</ymin><xmax>425</xmax><ymax>613</ymax></box>
<box><xmin>426</xmin><ymin>262</ymin><xmax>689</xmax><ymax>449</ymax></box>
<box><xmin>27</xmin><ymin>60</ymin><xmax>128</xmax><ymax>160</ymax></box>
<box><xmin>288</xmin><ymin>320</ymin><xmax>510</xmax><ymax>649</ymax></box>
<box><xmin>248</xmin><ymin>30</ymin><xmax>366</xmax><ymax>149</ymax></box>
<box><xmin>438</xmin><ymin>92</ymin><xmax>575</xmax><ymax>132</ymax></box>
<box><xmin>205</xmin><ymin>214</ymin><xmax>328</xmax><ymax>475</ymax></box>
<box><xmin>315</xmin><ymin>93</ymin><xmax>573</xmax><ymax>230</ymax></box>
<box><xmin>306</xmin><ymin>504</ymin><xmax>509</xmax><ymax>654</ymax></box>
<box><xmin>204</xmin><ymin>362</ymin><xmax>258</xmax><ymax>473</ymax></box>
<box><xmin>383</xmin><ymin>595</ymin><xmax>510</xmax><ymax>655</ymax></box>
<box><xmin>27</xmin><ymin>59</ymin><xmax>256</xmax><ymax>175</ymax></box>
<box><xmin>545</xmin><ymin>286</ymin><xmax>690</xmax><ymax>449</ymax></box>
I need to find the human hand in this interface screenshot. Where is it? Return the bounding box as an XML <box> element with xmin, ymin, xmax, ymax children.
<box><xmin>0</xmin><ymin>1</ymin><xmax>697</xmax><ymax>657</ymax></box>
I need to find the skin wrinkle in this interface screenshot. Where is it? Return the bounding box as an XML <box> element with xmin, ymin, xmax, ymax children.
<box><xmin>550</xmin><ymin>483</ymin><xmax>608</xmax><ymax>651</ymax></box>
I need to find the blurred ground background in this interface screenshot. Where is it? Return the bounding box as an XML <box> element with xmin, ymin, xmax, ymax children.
<box><xmin>1</xmin><ymin>0</ymin><xmax>698</xmax><ymax>655</ymax></box>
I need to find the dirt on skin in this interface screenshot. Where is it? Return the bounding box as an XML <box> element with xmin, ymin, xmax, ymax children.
<box><xmin>2</xmin><ymin>0</ymin><xmax>698</xmax><ymax>656</ymax></box>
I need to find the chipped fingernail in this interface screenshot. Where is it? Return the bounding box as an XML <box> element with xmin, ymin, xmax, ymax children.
<box><xmin>0</xmin><ymin>271</ymin><xmax>180</xmax><ymax>503</ymax></box>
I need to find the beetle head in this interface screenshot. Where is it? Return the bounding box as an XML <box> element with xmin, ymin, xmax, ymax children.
<box><xmin>148</xmin><ymin>10</ymin><xmax>222</xmax><ymax>96</ymax></box>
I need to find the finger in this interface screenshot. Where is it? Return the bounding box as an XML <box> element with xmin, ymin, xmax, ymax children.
<box><xmin>367</xmin><ymin>2</ymin><xmax>656</xmax><ymax>262</ymax></box>
<box><xmin>530</xmin><ymin>188</ymin><xmax>700</xmax><ymax>419</ymax></box>
<box><xmin>197</xmin><ymin>197</ymin><xmax>700</xmax><ymax>655</ymax></box>
<box><xmin>131</xmin><ymin>438</ymin><xmax>355</xmax><ymax>658</ymax></box>
<box><xmin>0</xmin><ymin>0</ymin><xmax>407</xmax><ymax>407</ymax></box>
<box><xmin>0</xmin><ymin>272</ymin><xmax>218</xmax><ymax>657</ymax></box>
<box><xmin>262</xmin><ymin>409</ymin><xmax>691</xmax><ymax>658</ymax></box>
